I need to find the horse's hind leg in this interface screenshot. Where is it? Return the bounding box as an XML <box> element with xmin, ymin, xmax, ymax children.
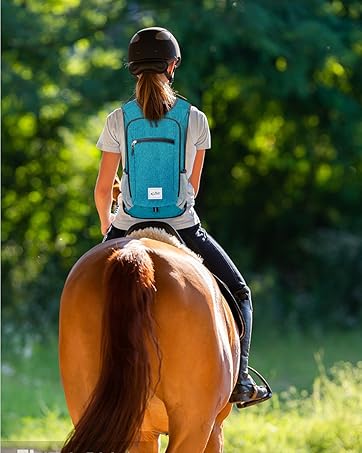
<box><xmin>204</xmin><ymin>405</ymin><xmax>232</xmax><ymax>453</ymax></box>
<box><xmin>129</xmin><ymin>432</ymin><xmax>160</xmax><ymax>453</ymax></box>
<box><xmin>165</xmin><ymin>410</ymin><xmax>215</xmax><ymax>452</ymax></box>
<box><xmin>204</xmin><ymin>425</ymin><xmax>223</xmax><ymax>453</ymax></box>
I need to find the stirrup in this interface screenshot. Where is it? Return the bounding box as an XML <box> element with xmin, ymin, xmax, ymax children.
<box><xmin>235</xmin><ymin>366</ymin><xmax>273</xmax><ymax>409</ymax></box>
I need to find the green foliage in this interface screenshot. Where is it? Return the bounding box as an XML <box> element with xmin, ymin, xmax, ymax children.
<box><xmin>188</xmin><ymin>1</ymin><xmax>362</xmax><ymax>326</ymax></box>
<box><xmin>2</xmin><ymin>0</ymin><xmax>132</xmax><ymax>329</ymax></box>
<box><xmin>2</xmin><ymin>0</ymin><xmax>362</xmax><ymax>330</ymax></box>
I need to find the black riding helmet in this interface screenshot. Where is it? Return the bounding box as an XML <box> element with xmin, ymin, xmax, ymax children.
<box><xmin>128</xmin><ymin>27</ymin><xmax>181</xmax><ymax>80</ymax></box>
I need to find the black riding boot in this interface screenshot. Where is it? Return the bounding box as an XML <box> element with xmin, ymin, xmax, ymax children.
<box><xmin>229</xmin><ymin>288</ymin><xmax>272</xmax><ymax>407</ymax></box>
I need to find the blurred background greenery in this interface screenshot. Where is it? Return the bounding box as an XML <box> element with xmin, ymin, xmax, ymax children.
<box><xmin>2</xmin><ymin>0</ymin><xmax>362</xmax><ymax>448</ymax></box>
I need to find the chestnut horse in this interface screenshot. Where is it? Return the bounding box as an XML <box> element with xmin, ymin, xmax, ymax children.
<box><xmin>59</xmin><ymin>229</ymin><xmax>240</xmax><ymax>452</ymax></box>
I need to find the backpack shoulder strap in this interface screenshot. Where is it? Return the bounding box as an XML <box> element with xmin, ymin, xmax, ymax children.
<box><xmin>166</xmin><ymin>97</ymin><xmax>191</xmax><ymax>118</ymax></box>
<box><xmin>122</xmin><ymin>99</ymin><xmax>142</xmax><ymax>122</ymax></box>
<box><xmin>121</xmin><ymin>100</ymin><xmax>143</xmax><ymax>173</ymax></box>
<box><xmin>165</xmin><ymin>98</ymin><xmax>191</xmax><ymax>171</ymax></box>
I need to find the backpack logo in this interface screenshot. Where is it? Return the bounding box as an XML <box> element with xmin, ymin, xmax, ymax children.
<box><xmin>148</xmin><ymin>187</ymin><xmax>163</xmax><ymax>200</ymax></box>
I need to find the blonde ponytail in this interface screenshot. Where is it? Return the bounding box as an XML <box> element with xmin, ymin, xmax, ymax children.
<box><xmin>136</xmin><ymin>73</ymin><xmax>176</xmax><ymax>121</ymax></box>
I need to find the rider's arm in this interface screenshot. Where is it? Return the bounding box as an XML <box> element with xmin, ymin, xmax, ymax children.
<box><xmin>94</xmin><ymin>151</ymin><xmax>121</xmax><ymax>235</ymax></box>
<box><xmin>189</xmin><ymin>149</ymin><xmax>205</xmax><ymax>198</ymax></box>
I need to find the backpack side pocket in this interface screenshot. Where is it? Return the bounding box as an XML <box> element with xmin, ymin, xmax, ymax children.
<box><xmin>120</xmin><ymin>173</ymin><xmax>134</xmax><ymax>211</ymax></box>
<box><xmin>176</xmin><ymin>171</ymin><xmax>189</xmax><ymax>209</ymax></box>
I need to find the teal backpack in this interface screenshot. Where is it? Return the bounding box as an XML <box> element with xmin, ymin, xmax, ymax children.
<box><xmin>120</xmin><ymin>97</ymin><xmax>191</xmax><ymax>219</ymax></box>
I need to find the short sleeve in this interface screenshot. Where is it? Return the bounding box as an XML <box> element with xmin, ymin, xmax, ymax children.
<box><xmin>189</xmin><ymin>107</ymin><xmax>211</xmax><ymax>150</ymax></box>
<box><xmin>96</xmin><ymin>109</ymin><xmax>124</xmax><ymax>153</ymax></box>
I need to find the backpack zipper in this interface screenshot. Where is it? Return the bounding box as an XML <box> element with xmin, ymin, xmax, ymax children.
<box><xmin>131</xmin><ymin>137</ymin><xmax>175</xmax><ymax>154</ymax></box>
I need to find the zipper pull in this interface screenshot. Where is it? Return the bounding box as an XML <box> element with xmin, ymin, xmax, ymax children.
<box><xmin>131</xmin><ymin>140</ymin><xmax>137</xmax><ymax>154</ymax></box>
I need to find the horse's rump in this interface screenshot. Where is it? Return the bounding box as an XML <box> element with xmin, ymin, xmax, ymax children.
<box><xmin>59</xmin><ymin>233</ymin><xmax>239</xmax><ymax>452</ymax></box>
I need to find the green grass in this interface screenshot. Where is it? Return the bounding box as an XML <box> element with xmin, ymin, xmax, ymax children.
<box><xmin>2</xmin><ymin>330</ymin><xmax>362</xmax><ymax>451</ymax></box>
<box><xmin>223</xmin><ymin>361</ymin><xmax>362</xmax><ymax>452</ymax></box>
<box><xmin>1</xmin><ymin>337</ymin><xmax>68</xmax><ymax>439</ymax></box>
<box><xmin>250</xmin><ymin>327</ymin><xmax>362</xmax><ymax>392</ymax></box>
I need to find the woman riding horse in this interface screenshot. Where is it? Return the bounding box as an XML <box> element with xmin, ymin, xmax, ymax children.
<box><xmin>94</xmin><ymin>26</ymin><xmax>270</xmax><ymax>408</ymax></box>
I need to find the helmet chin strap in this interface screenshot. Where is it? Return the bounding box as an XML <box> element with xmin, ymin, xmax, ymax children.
<box><xmin>164</xmin><ymin>70</ymin><xmax>175</xmax><ymax>85</ymax></box>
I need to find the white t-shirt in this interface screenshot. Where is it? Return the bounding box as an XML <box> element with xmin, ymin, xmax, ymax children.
<box><xmin>96</xmin><ymin>101</ymin><xmax>211</xmax><ymax>230</ymax></box>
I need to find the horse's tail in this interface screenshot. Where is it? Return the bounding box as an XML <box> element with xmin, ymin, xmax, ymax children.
<box><xmin>62</xmin><ymin>243</ymin><xmax>157</xmax><ymax>453</ymax></box>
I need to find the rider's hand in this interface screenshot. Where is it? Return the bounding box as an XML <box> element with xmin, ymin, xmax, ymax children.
<box><xmin>101</xmin><ymin>213</ymin><xmax>115</xmax><ymax>236</ymax></box>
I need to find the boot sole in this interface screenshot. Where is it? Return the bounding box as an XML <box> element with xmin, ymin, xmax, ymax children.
<box><xmin>235</xmin><ymin>390</ymin><xmax>272</xmax><ymax>409</ymax></box>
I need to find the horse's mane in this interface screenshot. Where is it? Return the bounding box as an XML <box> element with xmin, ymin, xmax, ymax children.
<box><xmin>127</xmin><ymin>227</ymin><xmax>203</xmax><ymax>263</ymax></box>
